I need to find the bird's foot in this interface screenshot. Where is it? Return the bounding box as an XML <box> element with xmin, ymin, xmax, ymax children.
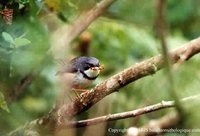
<box><xmin>71</xmin><ymin>88</ymin><xmax>89</xmax><ymax>100</ymax></box>
<box><xmin>80</xmin><ymin>90</ymin><xmax>90</xmax><ymax>98</ymax></box>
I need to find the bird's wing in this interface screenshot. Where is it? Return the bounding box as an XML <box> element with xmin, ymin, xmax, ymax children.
<box><xmin>55</xmin><ymin>58</ymin><xmax>78</xmax><ymax>75</ymax></box>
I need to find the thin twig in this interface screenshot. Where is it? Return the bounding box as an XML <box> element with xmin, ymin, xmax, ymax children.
<box><xmin>59</xmin><ymin>94</ymin><xmax>200</xmax><ymax>128</ymax></box>
<box><xmin>155</xmin><ymin>0</ymin><xmax>183</xmax><ymax>114</ymax></box>
<box><xmin>5</xmin><ymin>74</ymin><xmax>33</xmax><ymax>103</ymax></box>
<box><xmin>127</xmin><ymin>112</ymin><xmax>179</xmax><ymax>136</ymax></box>
<box><xmin>130</xmin><ymin>95</ymin><xmax>200</xmax><ymax>136</ymax></box>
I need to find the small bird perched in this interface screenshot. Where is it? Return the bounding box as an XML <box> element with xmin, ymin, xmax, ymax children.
<box><xmin>56</xmin><ymin>56</ymin><xmax>104</xmax><ymax>97</ymax></box>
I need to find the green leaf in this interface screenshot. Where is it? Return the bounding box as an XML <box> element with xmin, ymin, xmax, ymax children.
<box><xmin>14</xmin><ymin>38</ymin><xmax>31</xmax><ymax>47</ymax></box>
<box><xmin>0</xmin><ymin>92</ymin><xmax>9</xmax><ymax>112</ymax></box>
<box><xmin>2</xmin><ymin>32</ymin><xmax>14</xmax><ymax>44</ymax></box>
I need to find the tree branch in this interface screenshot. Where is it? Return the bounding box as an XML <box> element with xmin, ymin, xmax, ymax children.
<box><xmin>53</xmin><ymin>37</ymin><xmax>200</xmax><ymax>118</ymax></box>
<box><xmin>7</xmin><ymin>37</ymin><xmax>200</xmax><ymax>135</ymax></box>
<box><xmin>6</xmin><ymin>74</ymin><xmax>34</xmax><ymax>103</ymax></box>
<box><xmin>127</xmin><ymin>112</ymin><xmax>179</xmax><ymax>136</ymax></box>
<box><xmin>32</xmin><ymin>37</ymin><xmax>200</xmax><ymax>132</ymax></box>
<box><xmin>65</xmin><ymin>102</ymin><xmax>174</xmax><ymax>128</ymax></box>
<box><xmin>6</xmin><ymin>0</ymin><xmax>116</xmax><ymax>104</ymax></box>
<box><xmin>51</xmin><ymin>0</ymin><xmax>117</xmax><ymax>57</ymax></box>
<box><xmin>59</xmin><ymin>94</ymin><xmax>200</xmax><ymax>128</ymax></box>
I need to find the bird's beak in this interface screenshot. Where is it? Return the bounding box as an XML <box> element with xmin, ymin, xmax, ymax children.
<box><xmin>90</xmin><ymin>64</ymin><xmax>104</xmax><ymax>71</ymax></box>
<box><xmin>99</xmin><ymin>64</ymin><xmax>104</xmax><ymax>71</ymax></box>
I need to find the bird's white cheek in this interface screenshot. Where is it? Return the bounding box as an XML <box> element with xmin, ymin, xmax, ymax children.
<box><xmin>84</xmin><ymin>69</ymin><xmax>100</xmax><ymax>78</ymax></box>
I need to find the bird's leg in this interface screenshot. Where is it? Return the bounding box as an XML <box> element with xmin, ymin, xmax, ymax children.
<box><xmin>79</xmin><ymin>89</ymin><xmax>91</xmax><ymax>98</ymax></box>
<box><xmin>74</xmin><ymin>88</ymin><xmax>90</xmax><ymax>98</ymax></box>
<box><xmin>72</xmin><ymin>88</ymin><xmax>90</xmax><ymax>99</ymax></box>
<box><xmin>71</xmin><ymin>88</ymin><xmax>82</xmax><ymax>99</ymax></box>
<box><xmin>74</xmin><ymin>88</ymin><xmax>89</xmax><ymax>92</ymax></box>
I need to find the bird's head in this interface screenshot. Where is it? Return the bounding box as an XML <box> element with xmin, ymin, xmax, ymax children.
<box><xmin>75</xmin><ymin>57</ymin><xmax>104</xmax><ymax>79</ymax></box>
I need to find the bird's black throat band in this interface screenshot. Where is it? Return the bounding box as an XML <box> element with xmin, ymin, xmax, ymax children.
<box><xmin>80</xmin><ymin>70</ymin><xmax>98</xmax><ymax>80</ymax></box>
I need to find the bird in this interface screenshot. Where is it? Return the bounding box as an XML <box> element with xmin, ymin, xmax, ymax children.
<box><xmin>56</xmin><ymin>56</ymin><xmax>104</xmax><ymax>98</ymax></box>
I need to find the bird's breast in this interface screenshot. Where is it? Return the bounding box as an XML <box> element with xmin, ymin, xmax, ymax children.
<box><xmin>72</xmin><ymin>72</ymin><xmax>93</xmax><ymax>89</ymax></box>
<box><xmin>57</xmin><ymin>71</ymin><xmax>95</xmax><ymax>89</ymax></box>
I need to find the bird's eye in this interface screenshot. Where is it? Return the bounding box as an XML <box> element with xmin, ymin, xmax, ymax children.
<box><xmin>89</xmin><ymin>64</ymin><xmax>94</xmax><ymax>67</ymax></box>
<box><xmin>86</xmin><ymin>63</ymin><xmax>94</xmax><ymax>67</ymax></box>
<box><xmin>84</xmin><ymin>66</ymin><xmax>89</xmax><ymax>70</ymax></box>
<box><xmin>83</xmin><ymin>64</ymin><xmax>90</xmax><ymax>70</ymax></box>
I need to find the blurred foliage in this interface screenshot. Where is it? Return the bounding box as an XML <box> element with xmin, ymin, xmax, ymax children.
<box><xmin>0</xmin><ymin>0</ymin><xmax>200</xmax><ymax>136</ymax></box>
<box><xmin>0</xmin><ymin>91</ymin><xmax>9</xmax><ymax>112</ymax></box>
